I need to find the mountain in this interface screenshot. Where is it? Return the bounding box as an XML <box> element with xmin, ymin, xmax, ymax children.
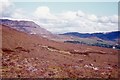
<box><xmin>0</xmin><ymin>19</ymin><xmax>73</xmax><ymax>42</ymax></box>
<box><xmin>0</xmin><ymin>19</ymin><xmax>82</xmax><ymax>42</ymax></box>
<box><xmin>1</xmin><ymin>24</ymin><xmax>118</xmax><ymax>78</ymax></box>
<box><xmin>62</xmin><ymin>31</ymin><xmax>120</xmax><ymax>41</ymax></box>
<box><xmin>0</xmin><ymin>19</ymin><xmax>55</xmax><ymax>38</ymax></box>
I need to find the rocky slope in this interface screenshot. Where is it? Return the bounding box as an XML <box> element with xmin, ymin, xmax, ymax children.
<box><xmin>1</xmin><ymin>24</ymin><xmax>119</xmax><ymax>78</ymax></box>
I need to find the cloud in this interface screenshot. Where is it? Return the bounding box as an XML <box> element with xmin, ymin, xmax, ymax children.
<box><xmin>1</xmin><ymin>4</ymin><xmax>118</xmax><ymax>34</ymax></box>
<box><xmin>34</xmin><ymin>8</ymin><xmax>118</xmax><ymax>33</ymax></box>
<box><xmin>11</xmin><ymin>9</ymin><xmax>32</xmax><ymax>20</ymax></box>
<box><xmin>110</xmin><ymin>15</ymin><xmax>118</xmax><ymax>23</ymax></box>
<box><xmin>77</xmin><ymin>10</ymin><xmax>85</xmax><ymax>17</ymax></box>
<box><xmin>87</xmin><ymin>14</ymin><xmax>98</xmax><ymax>21</ymax></box>
<box><xmin>0</xmin><ymin>0</ymin><xmax>13</xmax><ymax>17</ymax></box>
<box><xmin>34</xmin><ymin>6</ymin><xmax>57</xmax><ymax>19</ymax></box>
<box><xmin>59</xmin><ymin>11</ymin><xmax>77</xmax><ymax>20</ymax></box>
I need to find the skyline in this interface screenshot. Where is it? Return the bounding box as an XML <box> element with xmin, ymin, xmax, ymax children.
<box><xmin>0</xmin><ymin>0</ymin><xmax>118</xmax><ymax>33</ymax></box>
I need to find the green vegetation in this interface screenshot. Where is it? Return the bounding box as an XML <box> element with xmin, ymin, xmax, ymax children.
<box><xmin>64</xmin><ymin>40</ymin><xmax>120</xmax><ymax>49</ymax></box>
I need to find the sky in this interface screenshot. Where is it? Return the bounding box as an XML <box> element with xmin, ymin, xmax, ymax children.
<box><xmin>0</xmin><ymin>0</ymin><xmax>119</xmax><ymax>33</ymax></box>
<box><xmin>11</xmin><ymin>0</ymin><xmax>119</xmax><ymax>2</ymax></box>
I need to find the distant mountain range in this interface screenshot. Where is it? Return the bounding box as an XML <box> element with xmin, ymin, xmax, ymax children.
<box><xmin>61</xmin><ymin>31</ymin><xmax>120</xmax><ymax>41</ymax></box>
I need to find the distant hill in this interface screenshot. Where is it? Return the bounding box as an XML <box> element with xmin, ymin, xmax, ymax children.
<box><xmin>61</xmin><ymin>31</ymin><xmax>120</xmax><ymax>41</ymax></box>
<box><xmin>0</xmin><ymin>19</ymin><xmax>55</xmax><ymax>38</ymax></box>
<box><xmin>61</xmin><ymin>32</ymin><xmax>120</xmax><ymax>49</ymax></box>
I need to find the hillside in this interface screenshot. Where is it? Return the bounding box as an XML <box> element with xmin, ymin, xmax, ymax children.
<box><xmin>1</xmin><ymin>24</ymin><xmax>119</xmax><ymax>78</ymax></box>
<box><xmin>62</xmin><ymin>32</ymin><xmax>120</xmax><ymax>41</ymax></box>
<box><xmin>0</xmin><ymin>19</ymin><xmax>58</xmax><ymax>39</ymax></box>
<box><xmin>61</xmin><ymin>32</ymin><xmax>120</xmax><ymax>49</ymax></box>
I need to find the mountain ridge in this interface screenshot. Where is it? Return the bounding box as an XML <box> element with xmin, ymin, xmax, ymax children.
<box><xmin>61</xmin><ymin>31</ymin><xmax>120</xmax><ymax>41</ymax></box>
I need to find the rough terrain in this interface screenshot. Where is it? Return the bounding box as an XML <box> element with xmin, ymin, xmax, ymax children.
<box><xmin>1</xmin><ymin>25</ymin><xmax>119</xmax><ymax>78</ymax></box>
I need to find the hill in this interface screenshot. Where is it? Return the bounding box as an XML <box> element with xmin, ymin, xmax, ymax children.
<box><xmin>62</xmin><ymin>31</ymin><xmax>120</xmax><ymax>41</ymax></box>
<box><xmin>0</xmin><ymin>19</ymin><xmax>56</xmax><ymax>38</ymax></box>
<box><xmin>61</xmin><ymin>32</ymin><xmax>120</xmax><ymax>49</ymax></box>
<box><xmin>1</xmin><ymin>24</ymin><xmax>119</xmax><ymax>78</ymax></box>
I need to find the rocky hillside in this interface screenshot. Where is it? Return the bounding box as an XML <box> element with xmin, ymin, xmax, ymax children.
<box><xmin>1</xmin><ymin>24</ymin><xmax>119</xmax><ymax>78</ymax></box>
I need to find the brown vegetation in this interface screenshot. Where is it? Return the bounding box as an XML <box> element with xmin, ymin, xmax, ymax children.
<box><xmin>1</xmin><ymin>24</ymin><xmax>119</xmax><ymax>78</ymax></box>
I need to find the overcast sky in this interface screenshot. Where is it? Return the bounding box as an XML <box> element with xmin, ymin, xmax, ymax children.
<box><xmin>0</xmin><ymin>0</ymin><xmax>119</xmax><ymax>33</ymax></box>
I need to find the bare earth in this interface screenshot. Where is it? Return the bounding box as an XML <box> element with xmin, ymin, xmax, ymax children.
<box><xmin>1</xmin><ymin>25</ymin><xmax>119</xmax><ymax>78</ymax></box>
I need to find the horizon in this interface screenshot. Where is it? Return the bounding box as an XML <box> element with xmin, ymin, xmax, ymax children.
<box><xmin>0</xmin><ymin>0</ymin><xmax>118</xmax><ymax>34</ymax></box>
<box><xmin>0</xmin><ymin>18</ymin><xmax>119</xmax><ymax>34</ymax></box>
